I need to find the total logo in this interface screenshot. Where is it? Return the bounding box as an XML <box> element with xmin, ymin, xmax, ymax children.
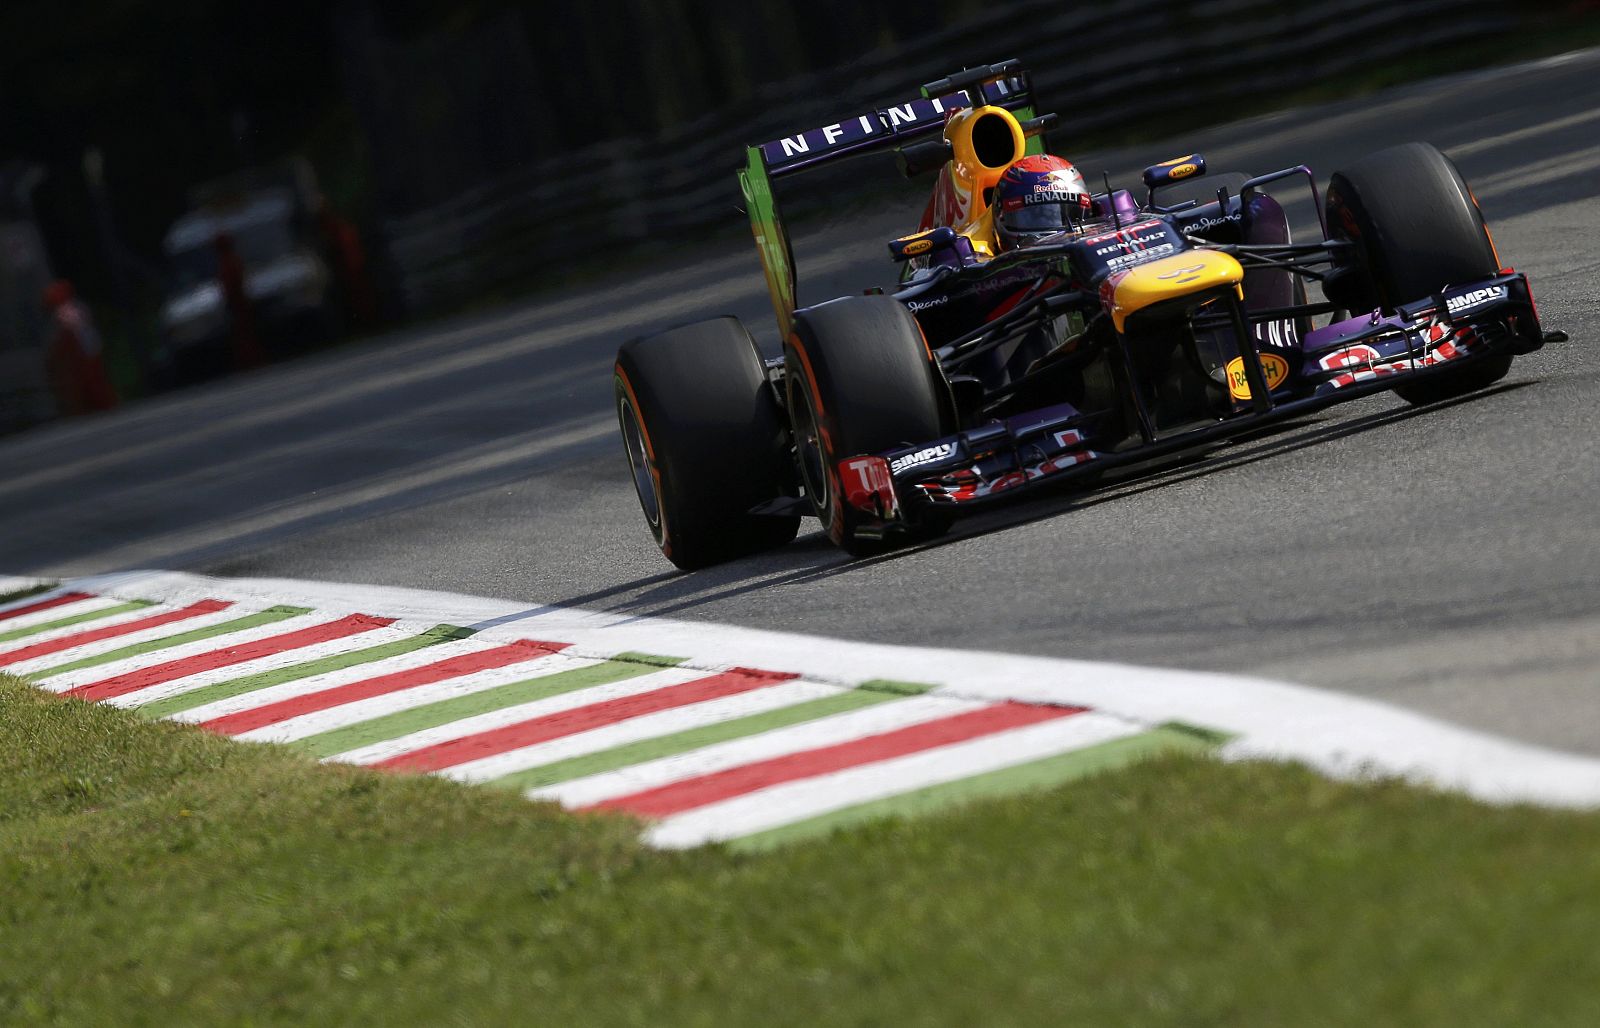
<box><xmin>889</xmin><ymin>442</ymin><xmax>956</xmax><ymax>475</ymax></box>
<box><xmin>1446</xmin><ymin>285</ymin><xmax>1507</xmax><ymax>314</ymax></box>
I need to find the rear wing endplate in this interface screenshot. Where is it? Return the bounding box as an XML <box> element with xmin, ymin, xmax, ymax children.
<box><xmin>739</xmin><ymin>63</ymin><xmax>1037</xmax><ymax>338</ymax></box>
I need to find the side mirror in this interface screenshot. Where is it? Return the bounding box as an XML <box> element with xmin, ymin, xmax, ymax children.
<box><xmin>888</xmin><ymin>226</ymin><xmax>959</xmax><ymax>262</ymax></box>
<box><xmin>1142</xmin><ymin>154</ymin><xmax>1207</xmax><ymax>193</ymax></box>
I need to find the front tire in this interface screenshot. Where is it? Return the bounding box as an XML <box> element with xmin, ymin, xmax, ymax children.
<box><xmin>1325</xmin><ymin>142</ymin><xmax>1511</xmax><ymax>405</ymax></box>
<box><xmin>615</xmin><ymin>317</ymin><xmax>799</xmax><ymax>571</ymax></box>
<box><xmin>785</xmin><ymin>296</ymin><xmax>953</xmax><ymax>557</ymax></box>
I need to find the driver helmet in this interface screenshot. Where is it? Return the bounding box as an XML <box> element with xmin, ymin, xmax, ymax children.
<box><xmin>993</xmin><ymin>155</ymin><xmax>1092</xmax><ymax>251</ymax></box>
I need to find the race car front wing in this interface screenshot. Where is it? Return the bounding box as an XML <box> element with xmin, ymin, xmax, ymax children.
<box><xmin>835</xmin><ymin>270</ymin><xmax>1550</xmax><ymax>531</ymax></box>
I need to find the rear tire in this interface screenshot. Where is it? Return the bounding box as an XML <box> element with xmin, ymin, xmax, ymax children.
<box><xmin>785</xmin><ymin>296</ymin><xmax>953</xmax><ymax>557</ymax></box>
<box><xmin>1325</xmin><ymin>142</ymin><xmax>1511</xmax><ymax>405</ymax></box>
<box><xmin>615</xmin><ymin>317</ymin><xmax>799</xmax><ymax>571</ymax></box>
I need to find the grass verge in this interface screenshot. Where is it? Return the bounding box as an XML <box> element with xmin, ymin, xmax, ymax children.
<box><xmin>4</xmin><ymin>673</ymin><xmax>1600</xmax><ymax>1025</ymax></box>
<box><xmin>0</xmin><ymin>585</ymin><xmax>50</xmax><ymax>606</ymax></box>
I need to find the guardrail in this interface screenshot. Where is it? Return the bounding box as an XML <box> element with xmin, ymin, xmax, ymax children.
<box><xmin>381</xmin><ymin>0</ymin><xmax>1512</xmax><ymax>313</ymax></box>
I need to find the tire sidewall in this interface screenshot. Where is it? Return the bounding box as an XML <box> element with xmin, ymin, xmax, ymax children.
<box><xmin>783</xmin><ymin>333</ymin><xmax>850</xmax><ymax>544</ymax></box>
<box><xmin>615</xmin><ymin>317</ymin><xmax>799</xmax><ymax>569</ymax></box>
<box><xmin>614</xmin><ymin>366</ymin><xmax>672</xmax><ymax>551</ymax></box>
<box><xmin>784</xmin><ymin>296</ymin><xmax>950</xmax><ymax>551</ymax></box>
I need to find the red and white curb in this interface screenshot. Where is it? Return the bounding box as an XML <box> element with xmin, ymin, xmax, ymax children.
<box><xmin>5</xmin><ymin>571</ymin><xmax>1600</xmax><ymax>850</ymax></box>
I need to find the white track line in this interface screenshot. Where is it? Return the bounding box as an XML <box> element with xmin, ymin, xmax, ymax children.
<box><xmin>235</xmin><ymin>653</ymin><xmax>608</xmax><ymax>743</ymax></box>
<box><xmin>439</xmin><ymin>679</ymin><xmax>846</xmax><ymax>784</ymax></box>
<box><xmin>532</xmin><ymin>695</ymin><xmax>986</xmax><ymax>809</ymax></box>
<box><xmin>645</xmin><ymin>713</ymin><xmax>1143</xmax><ymax>848</ymax></box>
<box><xmin>18</xmin><ymin>606</ymin><xmax>296</xmax><ymax>683</ymax></box>
<box><xmin>167</xmin><ymin>637</ymin><xmax>499</xmax><ymax>723</ymax></box>
<box><xmin>329</xmin><ymin>665</ymin><xmax>720</xmax><ymax>766</ymax></box>
<box><xmin>30</xmin><ymin>570</ymin><xmax>1600</xmax><ymax>809</ymax></box>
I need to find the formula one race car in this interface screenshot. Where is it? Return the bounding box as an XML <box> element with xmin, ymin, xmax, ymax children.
<box><xmin>615</xmin><ymin>60</ymin><xmax>1558</xmax><ymax>570</ymax></box>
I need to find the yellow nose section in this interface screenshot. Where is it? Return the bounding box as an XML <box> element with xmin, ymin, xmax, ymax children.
<box><xmin>1105</xmin><ymin>250</ymin><xmax>1245</xmax><ymax>332</ymax></box>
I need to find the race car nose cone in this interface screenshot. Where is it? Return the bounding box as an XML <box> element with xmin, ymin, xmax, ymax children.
<box><xmin>1104</xmin><ymin>250</ymin><xmax>1245</xmax><ymax>332</ymax></box>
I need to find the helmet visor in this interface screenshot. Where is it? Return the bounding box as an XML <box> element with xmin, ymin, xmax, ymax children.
<box><xmin>1001</xmin><ymin>202</ymin><xmax>1080</xmax><ymax>233</ymax></box>
<box><xmin>998</xmin><ymin>191</ymin><xmax>1089</xmax><ymax>242</ymax></box>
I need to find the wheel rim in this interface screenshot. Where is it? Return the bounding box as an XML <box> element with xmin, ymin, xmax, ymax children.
<box><xmin>617</xmin><ymin>393</ymin><xmax>662</xmax><ymax>531</ymax></box>
<box><xmin>790</xmin><ymin>378</ymin><xmax>830</xmax><ymax>516</ymax></box>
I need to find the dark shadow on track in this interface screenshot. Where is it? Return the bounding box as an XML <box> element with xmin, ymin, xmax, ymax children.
<box><xmin>522</xmin><ymin>570</ymin><xmax>683</xmax><ymax>611</ymax></box>
<box><xmin>903</xmin><ymin>380</ymin><xmax>1536</xmax><ymax>559</ymax></box>
<box><xmin>584</xmin><ymin>381</ymin><xmax>1535</xmax><ymax>620</ymax></box>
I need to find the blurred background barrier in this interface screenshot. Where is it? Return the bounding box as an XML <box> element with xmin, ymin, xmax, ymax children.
<box><xmin>357</xmin><ymin>0</ymin><xmax>1511</xmax><ymax>313</ymax></box>
<box><xmin>0</xmin><ymin>166</ymin><xmax>61</xmax><ymax>432</ymax></box>
<box><xmin>0</xmin><ymin>0</ymin><xmax>1550</xmax><ymax>428</ymax></box>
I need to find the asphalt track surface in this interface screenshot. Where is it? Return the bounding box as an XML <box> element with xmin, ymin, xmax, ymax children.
<box><xmin>2</xmin><ymin>50</ymin><xmax>1596</xmax><ymax>755</ymax></box>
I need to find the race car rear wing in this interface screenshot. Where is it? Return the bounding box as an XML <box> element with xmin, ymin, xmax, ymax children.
<box><xmin>739</xmin><ymin>61</ymin><xmax>1040</xmax><ymax>338</ymax></box>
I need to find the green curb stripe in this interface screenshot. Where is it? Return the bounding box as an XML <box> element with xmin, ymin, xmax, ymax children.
<box><xmin>608</xmin><ymin>652</ymin><xmax>690</xmax><ymax>668</ymax></box>
<box><xmin>293</xmin><ymin>654</ymin><xmax>682</xmax><ymax>759</ymax></box>
<box><xmin>1159</xmin><ymin>720</ymin><xmax>1235</xmax><ymax>746</ymax></box>
<box><xmin>725</xmin><ymin>723</ymin><xmax>1221</xmax><ymax>853</ymax></box>
<box><xmin>25</xmin><ymin>605</ymin><xmax>312</xmax><ymax>681</ymax></box>
<box><xmin>487</xmin><ymin>686</ymin><xmax>904</xmax><ymax>794</ymax></box>
<box><xmin>856</xmin><ymin>678</ymin><xmax>933</xmax><ymax>696</ymax></box>
<box><xmin>136</xmin><ymin>624</ymin><xmax>476</xmax><ymax>720</ymax></box>
<box><xmin>0</xmin><ymin>600</ymin><xmax>156</xmax><ymax>644</ymax></box>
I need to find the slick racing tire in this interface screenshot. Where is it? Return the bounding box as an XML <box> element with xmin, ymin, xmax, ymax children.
<box><xmin>614</xmin><ymin>317</ymin><xmax>800</xmax><ymax>571</ymax></box>
<box><xmin>1325</xmin><ymin>142</ymin><xmax>1511</xmax><ymax>405</ymax></box>
<box><xmin>785</xmin><ymin>295</ymin><xmax>953</xmax><ymax>558</ymax></box>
